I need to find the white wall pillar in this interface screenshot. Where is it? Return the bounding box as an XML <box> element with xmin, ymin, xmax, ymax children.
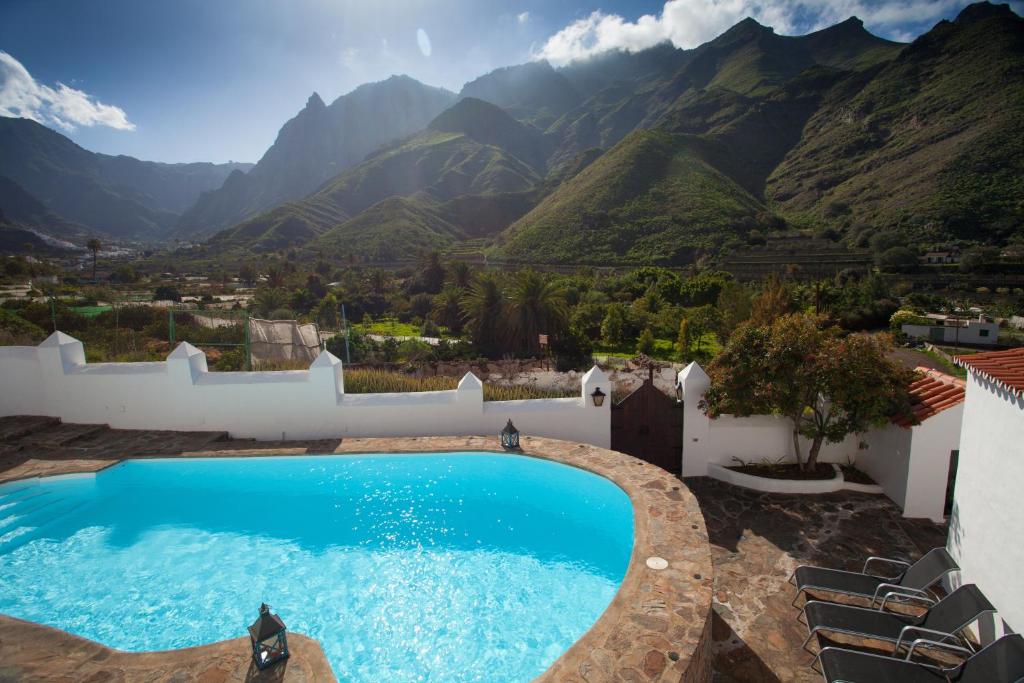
<box><xmin>166</xmin><ymin>342</ymin><xmax>207</xmax><ymax>385</ymax></box>
<box><xmin>581</xmin><ymin>365</ymin><xmax>611</xmax><ymax>449</ymax></box>
<box><xmin>679</xmin><ymin>362</ymin><xmax>712</xmax><ymax>477</ymax></box>
<box><xmin>309</xmin><ymin>350</ymin><xmax>343</xmax><ymax>402</ymax></box>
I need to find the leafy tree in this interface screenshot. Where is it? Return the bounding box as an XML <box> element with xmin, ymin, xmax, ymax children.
<box><xmin>570</xmin><ymin>301</ymin><xmax>607</xmax><ymax>340</ymax></box>
<box><xmin>876</xmin><ymin>246</ymin><xmax>918</xmax><ymax>270</ymax></box>
<box><xmin>716</xmin><ymin>281</ymin><xmax>752</xmax><ymax>342</ymax></box>
<box><xmin>152</xmin><ymin>285</ymin><xmax>181</xmax><ymax>302</ymax></box>
<box><xmin>686</xmin><ymin>305</ymin><xmax>722</xmax><ymax>353</ymax></box>
<box><xmin>551</xmin><ymin>326</ymin><xmax>594</xmax><ymax>372</ymax></box>
<box><xmin>749</xmin><ymin>274</ymin><xmax>795</xmax><ymax>325</ymax></box>
<box><xmin>86</xmin><ymin>238</ymin><xmax>101</xmax><ymax>282</ymax></box>
<box><xmin>600</xmin><ymin>303</ymin><xmax>627</xmax><ymax>346</ymax></box>
<box><xmin>889</xmin><ymin>309</ymin><xmax>929</xmax><ymax>330</ymax></box>
<box><xmin>238</xmin><ymin>264</ymin><xmax>257</xmax><ymax>287</ymax></box>
<box><xmin>305</xmin><ymin>274</ymin><xmax>326</xmax><ymax>299</ymax></box>
<box><xmin>460</xmin><ymin>273</ymin><xmax>505</xmax><ymax>358</ymax></box>
<box><xmin>959</xmin><ymin>246</ymin><xmax>1001</xmax><ymax>273</ymax></box>
<box><xmin>702</xmin><ymin>314</ymin><xmax>914</xmax><ymax>470</ymax></box>
<box><xmin>679</xmin><ymin>270</ymin><xmax>733</xmax><ymax>307</ymax></box>
<box><xmin>314</xmin><ymin>293</ymin><xmax>340</xmax><ymax>329</ymax></box>
<box><xmin>675</xmin><ymin>317</ymin><xmax>690</xmax><ymax>361</ymax></box>
<box><xmin>506</xmin><ymin>270</ymin><xmax>568</xmax><ymax>356</ymax></box>
<box><xmin>636</xmin><ymin>327</ymin><xmax>655</xmax><ymax>356</ymax></box>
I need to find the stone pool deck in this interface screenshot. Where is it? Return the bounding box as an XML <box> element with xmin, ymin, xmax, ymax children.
<box><xmin>0</xmin><ymin>417</ymin><xmax>714</xmax><ymax>682</ymax></box>
<box><xmin>685</xmin><ymin>477</ymin><xmax>947</xmax><ymax>682</ymax></box>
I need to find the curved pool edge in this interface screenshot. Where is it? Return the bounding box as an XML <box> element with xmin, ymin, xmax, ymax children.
<box><xmin>0</xmin><ymin>434</ymin><xmax>714</xmax><ymax>683</ymax></box>
<box><xmin>0</xmin><ymin>612</ymin><xmax>336</xmax><ymax>681</ymax></box>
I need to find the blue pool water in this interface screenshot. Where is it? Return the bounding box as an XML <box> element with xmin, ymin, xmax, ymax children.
<box><xmin>0</xmin><ymin>453</ymin><xmax>634</xmax><ymax>682</ymax></box>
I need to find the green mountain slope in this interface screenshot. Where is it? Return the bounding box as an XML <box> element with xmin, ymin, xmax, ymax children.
<box><xmin>0</xmin><ymin>175</ymin><xmax>83</xmax><ymax>237</ymax></box>
<box><xmin>498</xmin><ymin>130</ymin><xmax>768</xmax><ymax>265</ymax></box>
<box><xmin>767</xmin><ymin>2</ymin><xmax>1024</xmax><ymax>244</ymax></box>
<box><xmin>208</xmin><ymin>98</ymin><xmax>547</xmax><ymax>255</ymax></box>
<box><xmin>175</xmin><ymin>76</ymin><xmax>456</xmax><ymax>238</ymax></box>
<box><xmin>0</xmin><ymin>117</ymin><xmax>249</xmax><ymax>239</ymax></box>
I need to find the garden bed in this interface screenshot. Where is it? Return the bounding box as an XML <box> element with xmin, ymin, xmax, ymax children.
<box><xmin>727</xmin><ymin>463</ymin><xmax>836</xmax><ymax>480</ymax></box>
<box><xmin>840</xmin><ymin>465</ymin><xmax>877</xmax><ymax>486</ymax></box>
<box><xmin>707</xmin><ymin>462</ymin><xmax>884</xmax><ymax>495</ymax></box>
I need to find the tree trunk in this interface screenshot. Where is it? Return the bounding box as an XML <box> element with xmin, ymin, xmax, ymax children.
<box><xmin>92</xmin><ymin>252</ymin><xmax>97</xmax><ymax>281</ymax></box>
<box><xmin>792</xmin><ymin>426</ymin><xmax>804</xmax><ymax>470</ymax></box>
<box><xmin>806</xmin><ymin>436</ymin><xmax>825</xmax><ymax>471</ymax></box>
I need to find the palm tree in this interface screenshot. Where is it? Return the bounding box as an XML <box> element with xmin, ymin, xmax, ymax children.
<box><xmin>86</xmin><ymin>238</ymin><xmax>101</xmax><ymax>282</ymax></box>
<box><xmin>460</xmin><ymin>273</ymin><xmax>506</xmax><ymax>358</ymax></box>
<box><xmin>447</xmin><ymin>260</ymin><xmax>472</xmax><ymax>289</ymax></box>
<box><xmin>266</xmin><ymin>265</ymin><xmax>286</xmax><ymax>288</ymax></box>
<box><xmin>251</xmin><ymin>288</ymin><xmax>289</xmax><ymax>318</ymax></box>
<box><xmin>505</xmin><ymin>270</ymin><xmax>568</xmax><ymax>357</ymax></box>
<box><xmin>432</xmin><ymin>286</ymin><xmax>464</xmax><ymax>333</ymax></box>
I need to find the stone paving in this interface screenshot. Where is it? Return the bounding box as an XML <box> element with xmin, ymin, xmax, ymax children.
<box><xmin>684</xmin><ymin>477</ymin><xmax>947</xmax><ymax>682</ymax></box>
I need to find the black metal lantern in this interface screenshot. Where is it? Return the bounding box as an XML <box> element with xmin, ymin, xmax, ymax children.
<box><xmin>249</xmin><ymin>603</ymin><xmax>289</xmax><ymax>670</ymax></box>
<box><xmin>675</xmin><ymin>381</ymin><xmax>683</xmax><ymax>402</ymax></box>
<box><xmin>590</xmin><ymin>386</ymin><xmax>606</xmax><ymax>407</ymax></box>
<box><xmin>500</xmin><ymin>419</ymin><xmax>520</xmax><ymax>450</ymax></box>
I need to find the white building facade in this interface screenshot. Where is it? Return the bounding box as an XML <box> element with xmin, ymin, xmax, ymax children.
<box><xmin>948</xmin><ymin>348</ymin><xmax>1024</xmax><ymax>632</ymax></box>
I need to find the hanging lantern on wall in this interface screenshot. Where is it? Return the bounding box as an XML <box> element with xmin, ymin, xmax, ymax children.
<box><xmin>590</xmin><ymin>386</ymin><xmax>606</xmax><ymax>407</ymax></box>
<box><xmin>500</xmin><ymin>419</ymin><xmax>520</xmax><ymax>450</ymax></box>
<box><xmin>248</xmin><ymin>603</ymin><xmax>289</xmax><ymax>670</ymax></box>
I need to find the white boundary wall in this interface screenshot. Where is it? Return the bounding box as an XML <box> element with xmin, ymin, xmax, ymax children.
<box><xmin>948</xmin><ymin>370</ymin><xmax>1024</xmax><ymax>632</ymax></box>
<box><xmin>678</xmin><ymin>362</ymin><xmax>961</xmax><ymax>522</ymax></box>
<box><xmin>0</xmin><ymin>333</ymin><xmax>611</xmax><ymax>447</ymax></box>
<box><xmin>678</xmin><ymin>363</ymin><xmax>859</xmax><ymax>476</ymax></box>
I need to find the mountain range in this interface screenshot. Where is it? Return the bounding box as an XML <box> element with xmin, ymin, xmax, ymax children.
<box><xmin>0</xmin><ymin>117</ymin><xmax>251</xmax><ymax>239</ymax></box>
<box><xmin>2</xmin><ymin>1</ymin><xmax>1021</xmax><ymax>266</ymax></box>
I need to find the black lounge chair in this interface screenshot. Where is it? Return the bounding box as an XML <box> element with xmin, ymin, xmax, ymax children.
<box><xmin>791</xmin><ymin>547</ymin><xmax>958</xmax><ymax>608</ymax></box>
<box><xmin>801</xmin><ymin>583</ymin><xmax>996</xmax><ymax>654</ymax></box>
<box><xmin>814</xmin><ymin>633</ymin><xmax>1024</xmax><ymax>682</ymax></box>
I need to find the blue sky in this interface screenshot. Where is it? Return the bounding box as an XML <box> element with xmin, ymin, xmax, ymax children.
<box><xmin>1</xmin><ymin>0</ymin><xmax>1020</xmax><ymax>164</ymax></box>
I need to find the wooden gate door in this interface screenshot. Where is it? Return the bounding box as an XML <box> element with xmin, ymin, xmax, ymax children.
<box><xmin>611</xmin><ymin>379</ymin><xmax>683</xmax><ymax>474</ymax></box>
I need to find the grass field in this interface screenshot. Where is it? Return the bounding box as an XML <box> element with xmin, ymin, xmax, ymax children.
<box><xmin>593</xmin><ymin>332</ymin><xmax>720</xmax><ymax>361</ymax></box>
<box><xmin>70</xmin><ymin>305</ymin><xmax>113</xmax><ymax>318</ymax></box>
<box><xmin>355</xmin><ymin>318</ymin><xmax>442</xmax><ymax>337</ymax></box>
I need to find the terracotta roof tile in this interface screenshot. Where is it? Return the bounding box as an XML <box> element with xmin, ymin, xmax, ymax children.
<box><xmin>956</xmin><ymin>348</ymin><xmax>1024</xmax><ymax>396</ymax></box>
<box><xmin>893</xmin><ymin>367</ymin><xmax>966</xmax><ymax>427</ymax></box>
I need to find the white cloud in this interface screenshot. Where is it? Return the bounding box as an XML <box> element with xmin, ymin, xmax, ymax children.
<box><xmin>416</xmin><ymin>28</ymin><xmax>433</xmax><ymax>57</ymax></box>
<box><xmin>0</xmin><ymin>51</ymin><xmax>134</xmax><ymax>131</ymax></box>
<box><xmin>517</xmin><ymin>11</ymin><xmax>530</xmax><ymax>25</ymax></box>
<box><xmin>535</xmin><ymin>0</ymin><xmax>964</xmax><ymax>65</ymax></box>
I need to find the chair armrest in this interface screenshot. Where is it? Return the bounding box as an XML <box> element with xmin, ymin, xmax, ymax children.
<box><xmin>905</xmin><ymin>638</ymin><xmax>972</xmax><ymax>666</ymax></box>
<box><xmin>871</xmin><ymin>583</ymin><xmax>930</xmax><ymax>607</ymax></box>
<box><xmin>880</xmin><ymin>590</ymin><xmax>936</xmax><ymax>611</ymax></box>
<box><xmin>896</xmin><ymin>626</ymin><xmax>965</xmax><ymax>653</ymax></box>
<box><xmin>863</xmin><ymin>556</ymin><xmax>911</xmax><ymax>578</ymax></box>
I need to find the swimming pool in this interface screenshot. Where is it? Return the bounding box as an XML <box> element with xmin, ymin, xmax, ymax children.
<box><xmin>0</xmin><ymin>452</ymin><xmax>634</xmax><ymax>682</ymax></box>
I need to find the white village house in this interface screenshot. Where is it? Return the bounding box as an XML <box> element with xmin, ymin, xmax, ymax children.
<box><xmin>902</xmin><ymin>312</ymin><xmax>1000</xmax><ymax>345</ymax></box>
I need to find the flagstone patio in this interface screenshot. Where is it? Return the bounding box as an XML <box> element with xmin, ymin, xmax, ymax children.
<box><xmin>684</xmin><ymin>477</ymin><xmax>947</xmax><ymax>682</ymax></box>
